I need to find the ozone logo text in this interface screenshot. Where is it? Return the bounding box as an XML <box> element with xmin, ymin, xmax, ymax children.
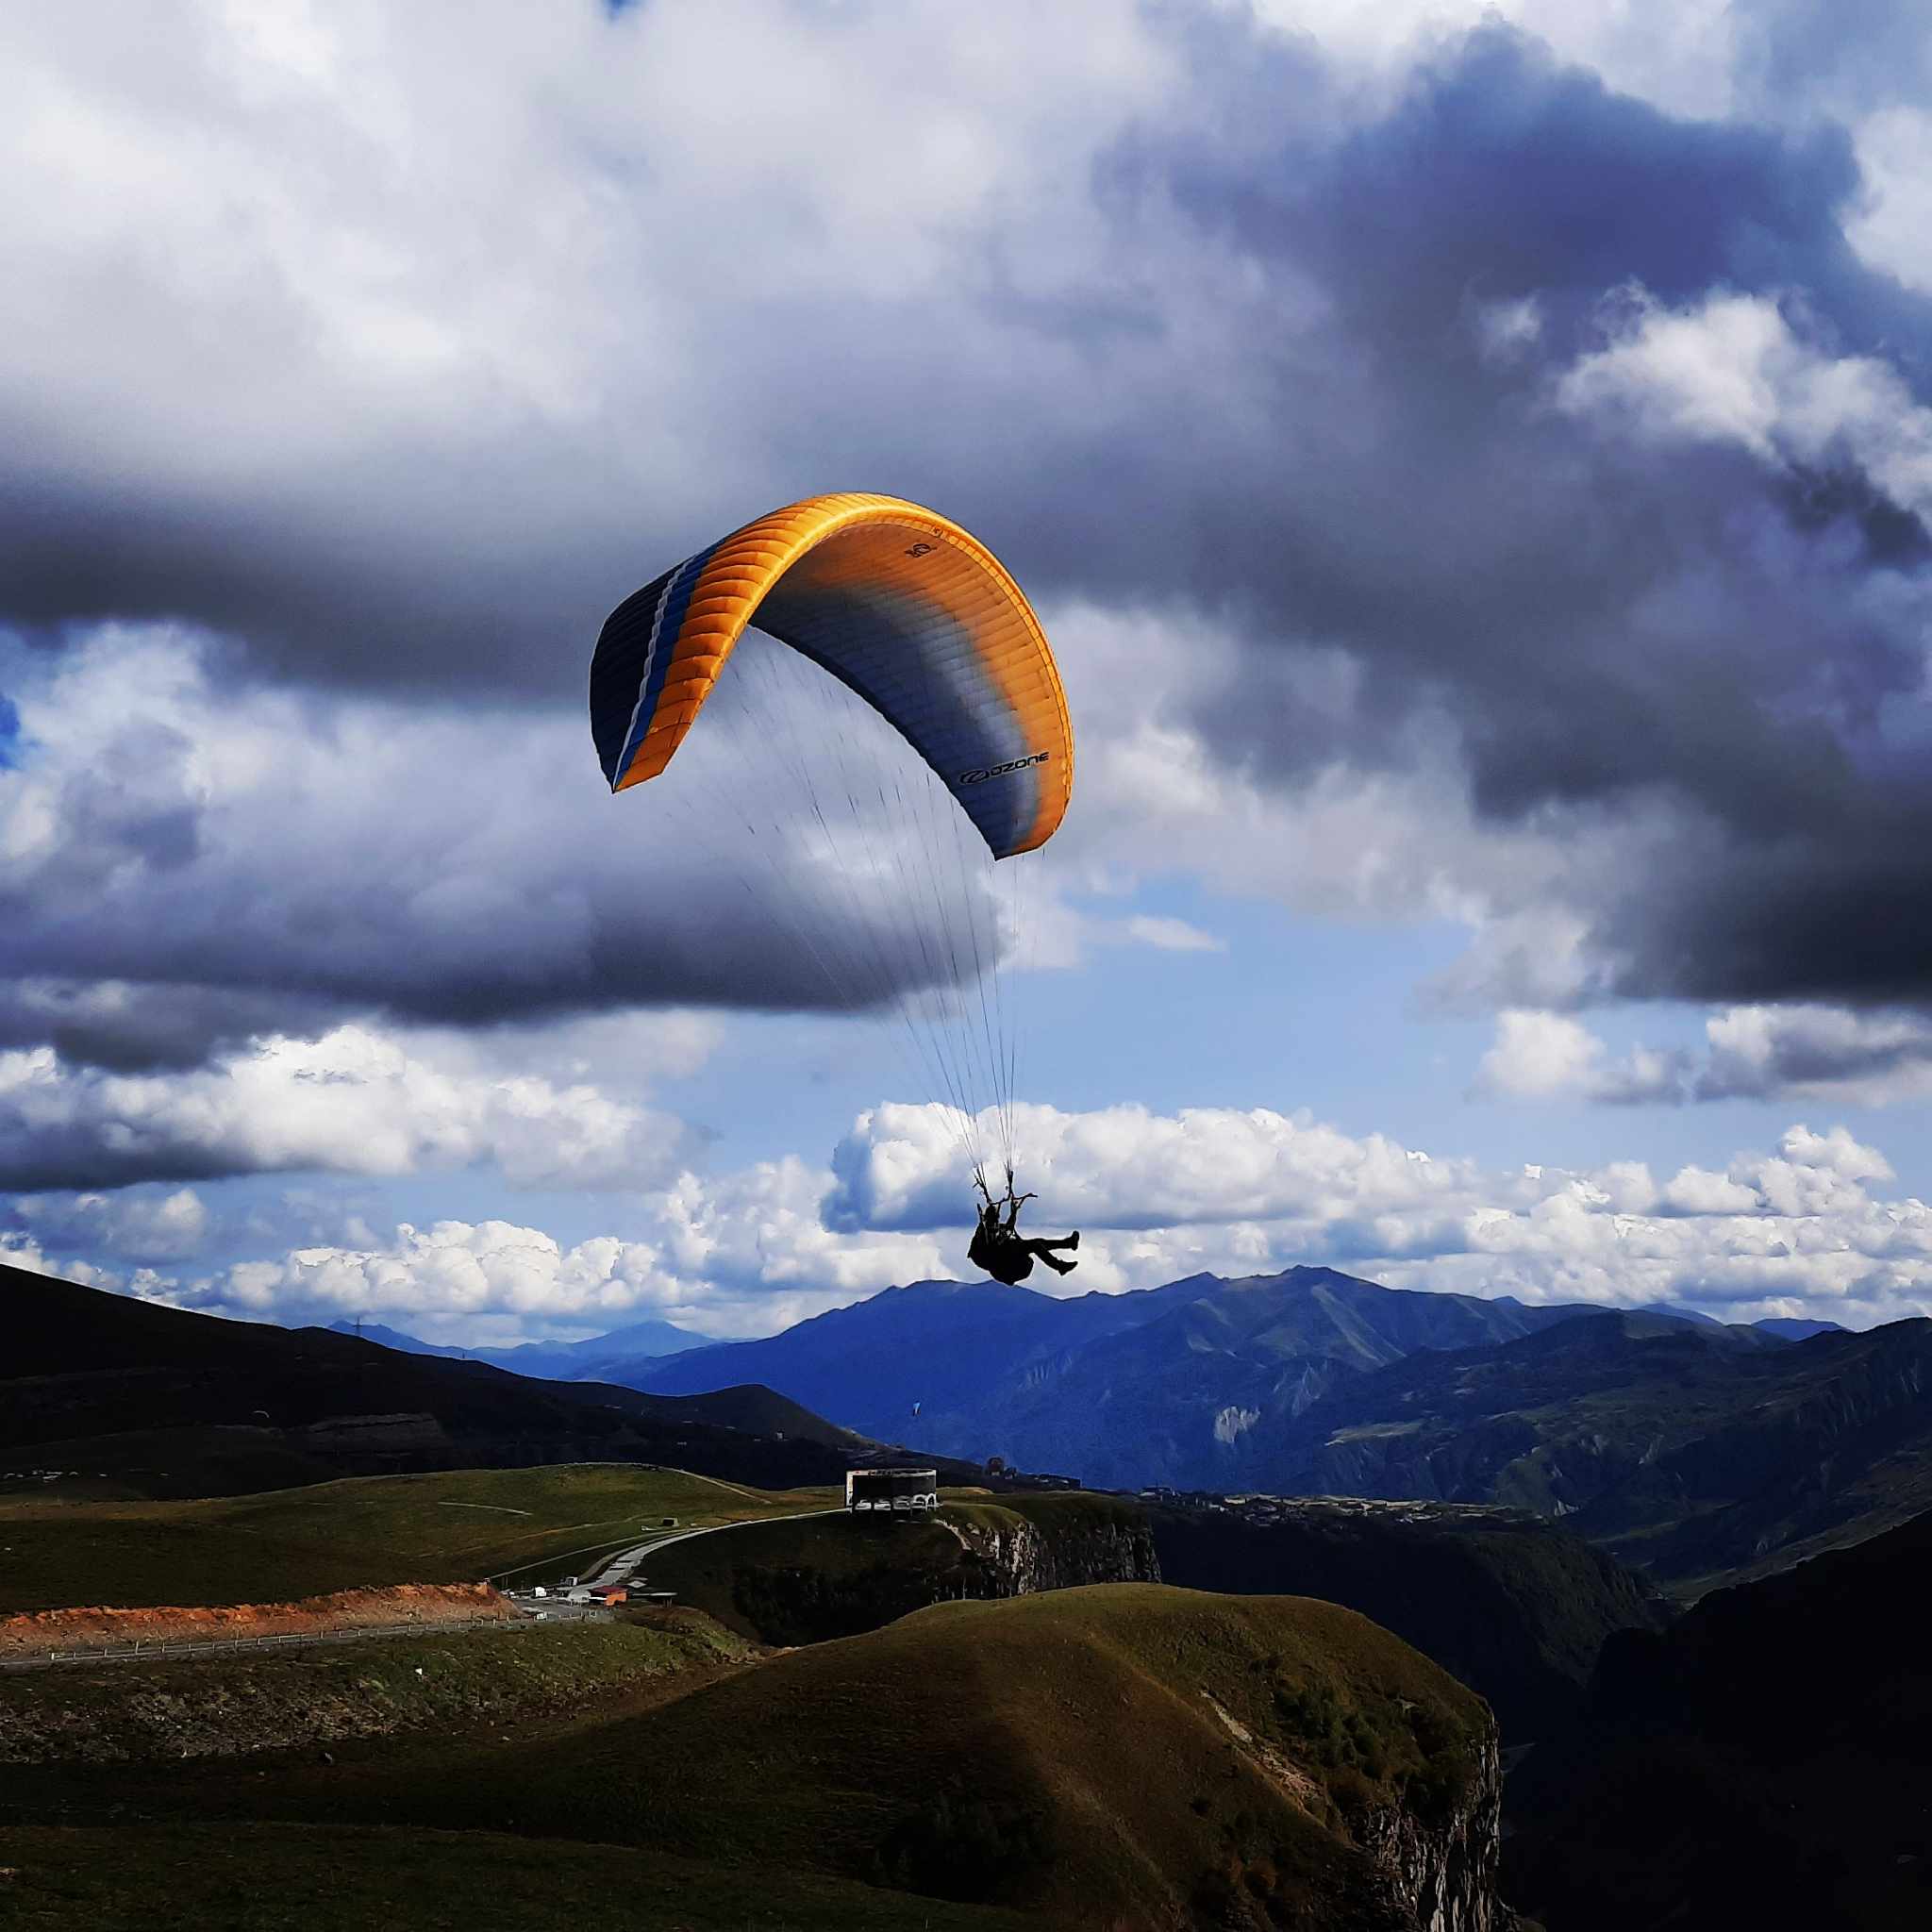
<box><xmin>958</xmin><ymin>751</ymin><xmax>1050</xmax><ymax>786</ymax></box>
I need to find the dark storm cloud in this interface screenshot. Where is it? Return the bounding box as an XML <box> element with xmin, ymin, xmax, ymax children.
<box><xmin>1694</xmin><ymin>1006</ymin><xmax>1932</xmax><ymax>1101</ymax></box>
<box><xmin>1098</xmin><ymin>22</ymin><xmax>1932</xmax><ymax>1013</ymax></box>
<box><xmin>8</xmin><ymin>3</ymin><xmax>1932</xmax><ymax>1038</ymax></box>
<box><xmin>0</xmin><ymin>632</ymin><xmax>994</xmax><ymax>1071</ymax></box>
<box><xmin>1737</xmin><ymin>0</ymin><xmax>1932</xmax><ymax>118</ymax></box>
<box><xmin>0</xmin><ymin>980</ymin><xmax>307</xmax><ymax>1073</ymax></box>
<box><xmin>1635</xmin><ymin>835</ymin><xmax>1932</xmax><ymax>1010</ymax></box>
<box><xmin>0</xmin><ymin>443</ymin><xmax>658</xmax><ymax>702</ymax></box>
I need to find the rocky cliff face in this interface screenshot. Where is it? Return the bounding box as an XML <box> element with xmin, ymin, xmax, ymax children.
<box><xmin>1356</xmin><ymin>1732</ymin><xmax>1508</xmax><ymax>1932</ymax></box>
<box><xmin>945</xmin><ymin>1507</ymin><xmax>1160</xmax><ymax>1596</ymax></box>
<box><xmin>649</xmin><ymin>1498</ymin><xmax>1161</xmax><ymax>1649</ymax></box>
<box><xmin>1152</xmin><ymin>1504</ymin><xmax>1662</xmax><ymax>1742</ymax></box>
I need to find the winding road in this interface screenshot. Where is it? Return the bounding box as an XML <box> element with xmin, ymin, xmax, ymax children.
<box><xmin>582</xmin><ymin>1507</ymin><xmax>845</xmax><ymax>1590</ymax></box>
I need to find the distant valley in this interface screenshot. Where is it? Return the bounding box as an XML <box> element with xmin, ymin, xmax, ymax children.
<box><xmin>580</xmin><ymin>1263</ymin><xmax>1912</xmax><ymax>1593</ymax></box>
<box><xmin>1506</xmin><ymin>1507</ymin><xmax>1932</xmax><ymax>1927</ymax></box>
<box><xmin>31</xmin><ymin>1256</ymin><xmax>1925</xmax><ymax>1598</ymax></box>
<box><xmin>7</xmin><ymin>1255</ymin><xmax>1927</xmax><ymax>1927</ymax></box>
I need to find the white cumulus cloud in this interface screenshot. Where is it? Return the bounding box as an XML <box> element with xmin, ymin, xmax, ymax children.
<box><xmin>1556</xmin><ymin>288</ymin><xmax>1932</xmax><ymax>522</ymax></box>
<box><xmin>45</xmin><ymin>1099</ymin><xmax>1932</xmax><ymax>1341</ymax></box>
<box><xmin>0</xmin><ymin>1021</ymin><xmax>701</xmax><ymax>1191</ymax></box>
<box><xmin>1474</xmin><ymin>1008</ymin><xmax>1686</xmax><ymax>1103</ymax></box>
<box><xmin>1476</xmin><ymin>1003</ymin><xmax>1932</xmax><ymax>1110</ymax></box>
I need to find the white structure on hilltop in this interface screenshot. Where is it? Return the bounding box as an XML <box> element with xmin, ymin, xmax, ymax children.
<box><xmin>846</xmin><ymin>1467</ymin><xmax>940</xmax><ymax>1513</ymax></box>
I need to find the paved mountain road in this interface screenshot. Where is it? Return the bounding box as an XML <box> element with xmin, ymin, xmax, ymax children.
<box><xmin>582</xmin><ymin>1507</ymin><xmax>845</xmax><ymax>1590</ymax></box>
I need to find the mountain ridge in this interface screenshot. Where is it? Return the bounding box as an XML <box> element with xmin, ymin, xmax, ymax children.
<box><xmin>600</xmin><ymin>1267</ymin><xmax>1920</xmax><ymax>1588</ymax></box>
<box><xmin>622</xmin><ymin>1267</ymin><xmax>1744</xmax><ymax>1481</ymax></box>
<box><xmin>325</xmin><ymin>1314</ymin><xmax>723</xmax><ymax>1376</ymax></box>
<box><xmin>0</xmin><ymin>1260</ymin><xmax>873</xmax><ymax>1497</ymax></box>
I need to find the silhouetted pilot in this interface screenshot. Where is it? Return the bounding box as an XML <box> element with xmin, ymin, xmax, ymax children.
<box><xmin>969</xmin><ymin>1182</ymin><xmax>1078</xmax><ymax>1285</ymax></box>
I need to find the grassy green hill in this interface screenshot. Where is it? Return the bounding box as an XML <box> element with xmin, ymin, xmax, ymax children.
<box><xmin>0</xmin><ymin>1262</ymin><xmax>873</xmax><ymax>1500</ymax></box>
<box><xmin>641</xmin><ymin>1491</ymin><xmax>1150</xmax><ymax>1646</ymax></box>
<box><xmin>636</xmin><ymin>1481</ymin><xmax>1656</xmax><ymax>1747</ymax></box>
<box><xmin>1</xmin><ymin>1584</ymin><xmax>1506</xmax><ymax>1926</ymax></box>
<box><xmin>636</xmin><ymin>1504</ymin><xmax>977</xmax><ymax>1642</ymax></box>
<box><xmin>0</xmin><ymin>1465</ymin><xmax>837</xmax><ymax>1612</ymax></box>
<box><xmin>0</xmin><ymin>1824</ymin><xmax>1035</xmax><ymax>1932</ymax></box>
<box><xmin>0</xmin><ymin>1614</ymin><xmax>754</xmax><ymax>1764</ymax></box>
<box><xmin>225</xmin><ymin>1585</ymin><xmax>1494</xmax><ymax>1927</ymax></box>
<box><xmin>1152</xmin><ymin>1502</ymin><xmax>1662</xmax><ymax>1740</ymax></box>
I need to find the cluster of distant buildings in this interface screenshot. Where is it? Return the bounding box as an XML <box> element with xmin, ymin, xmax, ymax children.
<box><xmin>981</xmin><ymin>1459</ymin><xmax>1082</xmax><ymax>1493</ymax></box>
<box><xmin>1136</xmin><ymin>1488</ymin><xmax>1521</xmax><ymax>1530</ymax></box>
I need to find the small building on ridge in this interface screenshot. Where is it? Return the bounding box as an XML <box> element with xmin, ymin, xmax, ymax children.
<box><xmin>845</xmin><ymin>1467</ymin><xmax>940</xmax><ymax>1514</ymax></box>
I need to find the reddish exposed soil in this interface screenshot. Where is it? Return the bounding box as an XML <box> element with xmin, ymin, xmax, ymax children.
<box><xmin>0</xmin><ymin>1583</ymin><xmax>510</xmax><ymax>1660</ymax></box>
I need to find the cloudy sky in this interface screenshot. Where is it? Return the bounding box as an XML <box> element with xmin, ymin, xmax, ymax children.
<box><xmin>8</xmin><ymin>0</ymin><xmax>1932</xmax><ymax>1345</ymax></box>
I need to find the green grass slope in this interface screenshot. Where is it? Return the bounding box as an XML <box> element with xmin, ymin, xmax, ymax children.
<box><xmin>637</xmin><ymin>1507</ymin><xmax>977</xmax><ymax>1642</ymax></box>
<box><xmin>0</xmin><ymin>1615</ymin><xmax>754</xmax><ymax>1765</ymax></box>
<box><xmin>1152</xmin><ymin>1504</ymin><xmax>1662</xmax><ymax>1740</ymax></box>
<box><xmin>0</xmin><ymin>1465</ymin><xmax>835</xmax><ymax>1613</ymax></box>
<box><xmin>0</xmin><ymin>1425</ymin><xmax>343</xmax><ymax>1504</ymax></box>
<box><xmin>1</xmin><ymin>1262</ymin><xmax>871</xmax><ymax>1499</ymax></box>
<box><xmin>0</xmin><ymin>1824</ymin><xmax>1035</xmax><ymax>1932</ymax></box>
<box><xmin>644</xmin><ymin>1491</ymin><xmax>1151</xmax><ymax>1646</ymax></box>
<box><xmin>299</xmin><ymin>1585</ymin><xmax>1494</xmax><ymax>1929</ymax></box>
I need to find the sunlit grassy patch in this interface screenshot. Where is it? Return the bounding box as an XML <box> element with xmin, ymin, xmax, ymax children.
<box><xmin>0</xmin><ymin>1466</ymin><xmax>829</xmax><ymax>1612</ymax></box>
<box><xmin>242</xmin><ymin>1584</ymin><xmax>1491</xmax><ymax>1926</ymax></box>
<box><xmin>0</xmin><ymin>1614</ymin><xmax>756</xmax><ymax>1765</ymax></box>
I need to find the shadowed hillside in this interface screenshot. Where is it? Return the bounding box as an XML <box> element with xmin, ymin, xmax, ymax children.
<box><xmin>0</xmin><ymin>1824</ymin><xmax>1036</xmax><ymax>1931</ymax></box>
<box><xmin>95</xmin><ymin>1586</ymin><xmax>1507</xmax><ymax>1930</ymax></box>
<box><xmin>1505</xmin><ymin>1507</ymin><xmax>1932</xmax><ymax>1930</ymax></box>
<box><xmin>1151</xmin><ymin>1501</ymin><xmax>1663</xmax><ymax>1740</ymax></box>
<box><xmin>0</xmin><ymin>1261</ymin><xmax>871</xmax><ymax>1498</ymax></box>
<box><xmin>1257</xmin><ymin>1311</ymin><xmax>1932</xmax><ymax>1590</ymax></box>
<box><xmin>639</xmin><ymin>1491</ymin><xmax>1158</xmax><ymax>1646</ymax></box>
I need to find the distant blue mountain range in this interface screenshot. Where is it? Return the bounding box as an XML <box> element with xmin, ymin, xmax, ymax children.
<box><xmin>604</xmin><ymin>1273</ymin><xmax>1841</xmax><ymax>1460</ymax></box>
<box><xmin>336</xmin><ymin>1288</ymin><xmax>1842</xmax><ymax>1456</ymax></box>
<box><xmin>323</xmin><ymin>1272</ymin><xmax>1923</xmax><ymax>1591</ymax></box>
<box><xmin>327</xmin><ymin>1314</ymin><xmax>721</xmax><ymax>1379</ymax></box>
<box><xmin>1748</xmin><ymin>1317</ymin><xmax>1846</xmax><ymax>1341</ymax></box>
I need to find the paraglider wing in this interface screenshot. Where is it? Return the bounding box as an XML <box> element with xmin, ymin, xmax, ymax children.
<box><xmin>589</xmin><ymin>493</ymin><xmax>1073</xmax><ymax>858</ymax></box>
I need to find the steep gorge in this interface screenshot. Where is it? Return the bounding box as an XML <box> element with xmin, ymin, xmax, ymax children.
<box><xmin>942</xmin><ymin>1496</ymin><xmax>1161</xmax><ymax>1596</ymax></box>
<box><xmin>645</xmin><ymin>1495</ymin><xmax>1159</xmax><ymax>1648</ymax></box>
